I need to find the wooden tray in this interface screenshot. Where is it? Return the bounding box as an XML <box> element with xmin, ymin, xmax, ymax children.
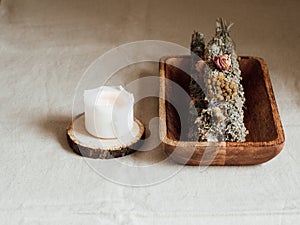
<box><xmin>159</xmin><ymin>56</ymin><xmax>285</xmax><ymax>166</ymax></box>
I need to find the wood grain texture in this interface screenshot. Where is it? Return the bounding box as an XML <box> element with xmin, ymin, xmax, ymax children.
<box><xmin>67</xmin><ymin>114</ymin><xmax>145</xmax><ymax>159</ymax></box>
<box><xmin>159</xmin><ymin>56</ymin><xmax>285</xmax><ymax>166</ymax></box>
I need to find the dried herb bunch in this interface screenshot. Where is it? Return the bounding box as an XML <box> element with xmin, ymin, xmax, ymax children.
<box><xmin>188</xmin><ymin>18</ymin><xmax>248</xmax><ymax>142</ymax></box>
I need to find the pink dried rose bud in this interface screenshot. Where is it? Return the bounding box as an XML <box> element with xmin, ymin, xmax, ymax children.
<box><xmin>189</xmin><ymin>98</ymin><xmax>197</xmax><ymax>107</ymax></box>
<box><xmin>195</xmin><ymin>59</ymin><xmax>207</xmax><ymax>80</ymax></box>
<box><xmin>214</xmin><ymin>54</ymin><xmax>232</xmax><ymax>70</ymax></box>
<box><xmin>195</xmin><ymin>59</ymin><xmax>206</xmax><ymax>72</ymax></box>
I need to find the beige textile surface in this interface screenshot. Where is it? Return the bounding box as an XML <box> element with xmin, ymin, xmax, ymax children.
<box><xmin>0</xmin><ymin>0</ymin><xmax>300</xmax><ymax>224</ymax></box>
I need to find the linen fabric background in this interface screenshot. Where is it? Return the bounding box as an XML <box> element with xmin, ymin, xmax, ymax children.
<box><xmin>0</xmin><ymin>0</ymin><xmax>299</xmax><ymax>224</ymax></box>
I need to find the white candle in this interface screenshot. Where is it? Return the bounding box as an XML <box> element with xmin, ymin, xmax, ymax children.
<box><xmin>84</xmin><ymin>86</ymin><xmax>134</xmax><ymax>139</ymax></box>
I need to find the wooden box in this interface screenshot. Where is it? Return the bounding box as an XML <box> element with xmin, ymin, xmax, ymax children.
<box><xmin>159</xmin><ymin>56</ymin><xmax>285</xmax><ymax>165</ymax></box>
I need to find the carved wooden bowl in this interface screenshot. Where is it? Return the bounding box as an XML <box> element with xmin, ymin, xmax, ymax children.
<box><xmin>159</xmin><ymin>56</ymin><xmax>285</xmax><ymax>166</ymax></box>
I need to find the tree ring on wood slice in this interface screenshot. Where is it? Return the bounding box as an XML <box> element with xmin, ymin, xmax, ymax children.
<box><xmin>66</xmin><ymin>113</ymin><xmax>145</xmax><ymax>159</ymax></box>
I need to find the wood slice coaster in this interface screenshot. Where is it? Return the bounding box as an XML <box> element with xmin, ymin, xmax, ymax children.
<box><xmin>66</xmin><ymin>114</ymin><xmax>145</xmax><ymax>159</ymax></box>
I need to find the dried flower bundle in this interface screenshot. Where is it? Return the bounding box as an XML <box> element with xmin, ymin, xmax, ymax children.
<box><xmin>188</xmin><ymin>18</ymin><xmax>248</xmax><ymax>142</ymax></box>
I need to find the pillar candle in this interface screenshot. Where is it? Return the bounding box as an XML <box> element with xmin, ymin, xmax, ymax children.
<box><xmin>84</xmin><ymin>86</ymin><xmax>134</xmax><ymax>139</ymax></box>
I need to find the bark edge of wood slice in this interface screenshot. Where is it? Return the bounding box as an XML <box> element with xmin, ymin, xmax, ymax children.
<box><xmin>66</xmin><ymin>113</ymin><xmax>145</xmax><ymax>159</ymax></box>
